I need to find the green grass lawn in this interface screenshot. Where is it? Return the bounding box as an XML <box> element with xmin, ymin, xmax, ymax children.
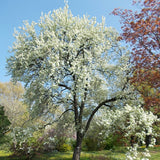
<box><xmin>32</xmin><ymin>149</ymin><xmax>126</xmax><ymax>160</ymax></box>
<box><xmin>0</xmin><ymin>147</ymin><xmax>159</xmax><ymax>160</ymax></box>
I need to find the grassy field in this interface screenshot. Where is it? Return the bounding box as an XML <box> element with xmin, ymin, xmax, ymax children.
<box><xmin>0</xmin><ymin>147</ymin><xmax>160</xmax><ymax>160</ymax></box>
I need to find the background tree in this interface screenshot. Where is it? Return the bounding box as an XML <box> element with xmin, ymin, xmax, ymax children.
<box><xmin>7</xmin><ymin>4</ymin><xmax>138</xmax><ymax>160</ymax></box>
<box><xmin>112</xmin><ymin>0</ymin><xmax>160</xmax><ymax>110</ymax></box>
<box><xmin>0</xmin><ymin>105</ymin><xmax>11</xmax><ymax>143</ymax></box>
<box><xmin>0</xmin><ymin>81</ymin><xmax>29</xmax><ymax>127</ymax></box>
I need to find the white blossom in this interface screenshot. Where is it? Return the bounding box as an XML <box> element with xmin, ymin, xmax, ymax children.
<box><xmin>97</xmin><ymin>104</ymin><xmax>159</xmax><ymax>160</ymax></box>
<box><xmin>7</xmin><ymin>3</ymin><xmax>135</xmax><ymax>117</ymax></box>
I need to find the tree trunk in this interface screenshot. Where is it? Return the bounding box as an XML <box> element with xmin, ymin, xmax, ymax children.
<box><xmin>72</xmin><ymin>132</ymin><xmax>83</xmax><ymax>160</ymax></box>
<box><xmin>130</xmin><ymin>135</ymin><xmax>135</xmax><ymax>147</ymax></box>
<box><xmin>145</xmin><ymin>135</ymin><xmax>151</xmax><ymax>148</ymax></box>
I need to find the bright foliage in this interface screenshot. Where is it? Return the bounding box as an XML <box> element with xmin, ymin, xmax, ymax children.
<box><xmin>7</xmin><ymin>4</ymin><xmax>136</xmax><ymax>159</ymax></box>
<box><xmin>0</xmin><ymin>81</ymin><xmax>29</xmax><ymax>127</ymax></box>
<box><xmin>112</xmin><ymin>0</ymin><xmax>160</xmax><ymax>109</ymax></box>
<box><xmin>6</xmin><ymin>3</ymin><xmax>134</xmax><ymax>136</ymax></box>
<box><xmin>97</xmin><ymin>104</ymin><xmax>159</xmax><ymax>159</ymax></box>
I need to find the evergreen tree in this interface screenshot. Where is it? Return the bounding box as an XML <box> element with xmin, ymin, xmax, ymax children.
<box><xmin>0</xmin><ymin>105</ymin><xmax>11</xmax><ymax>142</ymax></box>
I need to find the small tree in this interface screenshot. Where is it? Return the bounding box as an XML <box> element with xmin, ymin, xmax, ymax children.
<box><xmin>7</xmin><ymin>4</ymin><xmax>137</xmax><ymax>160</ymax></box>
<box><xmin>0</xmin><ymin>105</ymin><xmax>11</xmax><ymax>143</ymax></box>
<box><xmin>97</xmin><ymin>105</ymin><xmax>159</xmax><ymax>159</ymax></box>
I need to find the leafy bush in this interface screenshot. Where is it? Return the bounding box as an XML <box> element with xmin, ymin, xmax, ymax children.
<box><xmin>43</xmin><ymin>128</ymin><xmax>73</xmax><ymax>152</ymax></box>
<box><xmin>0</xmin><ymin>139</ymin><xmax>11</xmax><ymax>152</ymax></box>
<box><xmin>57</xmin><ymin>143</ymin><xmax>72</xmax><ymax>152</ymax></box>
<box><xmin>81</xmin><ymin>133</ymin><xmax>121</xmax><ymax>151</ymax></box>
<box><xmin>9</xmin><ymin>117</ymin><xmax>75</xmax><ymax>158</ymax></box>
<box><xmin>42</xmin><ymin>119</ymin><xmax>75</xmax><ymax>152</ymax></box>
<box><xmin>104</xmin><ymin>134</ymin><xmax>121</xmax><ymax>150</ymax></box>
<box><xmin>10</xmin><ymin>127</ymin><xmax>44</xmax><ymax>159</ymax></box>
<box><xmin>82</xmin><ymin>136</ymin><xmax>107</xmax><ymax>151</ymax></box>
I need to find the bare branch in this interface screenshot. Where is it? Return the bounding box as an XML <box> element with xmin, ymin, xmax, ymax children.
<box><xmin>58</xmin><ymin>83</ymin><xmax>71</xmax><ymax>90</ymax></box>
<box><xmin>58</xmin><ymin>108</ymin><xmax>74</xmax><ymax>119</ymax></box>
<box><xmin>39</xmin><ymin>108</ymin><xmax>74</xmax><ymax>129</ymax></box>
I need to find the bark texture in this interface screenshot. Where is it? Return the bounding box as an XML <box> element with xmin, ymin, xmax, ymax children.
<box><xmin>72</xmin><ymin>132</ymin><xmax>83</xmax><ymax>160</ymax></box>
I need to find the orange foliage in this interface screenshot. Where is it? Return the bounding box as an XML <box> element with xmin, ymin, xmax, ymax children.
<box><xmin>112</xmin><ymin>0</ymin><xmax>160</xmax><ymax>110</ymax></box>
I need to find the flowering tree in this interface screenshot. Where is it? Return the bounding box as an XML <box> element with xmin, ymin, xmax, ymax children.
<box><xmin>97</xmin><ymin>105</ymin><xmax>159</xmax><ymax>159</ymax></box>
<box><xmin>7</xmin><ymin>4</ymin><xmax>137</xmax><ymax>160</ymax></box>
<box><xmin>112</xmin><ymin>0</ymin><xmax>160</xmax><ymax>109</ymax></box>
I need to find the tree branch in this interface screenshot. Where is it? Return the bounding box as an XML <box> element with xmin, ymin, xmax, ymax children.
<box><xmin>58</xmin><ymin>108</ymin><xmax>75</xmax><ymax>119</ymax></box>
<box><xmin>72</xmin><ymin>75</ymin><xmax>79</xmax><ymax>129</ymax></box>
<box><xmin>84</xmin><ymin>96</ymin><xmax>121</xmax><ymax>135</ymax></box>
<box><xmin>58</xmin><ymin>83</ymin><xmax>71</xmax><ymax>90</ymax></box>
<box><xmin>39</xmin><ymin>108</ymin><xmax>74</xmax><ymax>129</ymax></box>
<box><xmin>78</xmin><ymin>88</ymin><xmax>87</xmax><ymax>126</ymax></box>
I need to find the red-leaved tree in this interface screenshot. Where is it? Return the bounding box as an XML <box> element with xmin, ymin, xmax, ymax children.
<box><xmin>112</xmin><ymin>0</ymin><xmax>160</xmax><ymax>113</ymax></box>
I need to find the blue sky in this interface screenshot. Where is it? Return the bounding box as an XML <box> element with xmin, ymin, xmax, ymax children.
<box><xmin>0</xmin><ymin>0</ymin><xmax>134</xmax><ymax>82</ymax></box>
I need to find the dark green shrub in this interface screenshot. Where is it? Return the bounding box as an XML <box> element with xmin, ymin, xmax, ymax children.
<box><xmin>104</xmin><ymin>136</ymin><xmax>116</xmax><ymax>150</ymax></box>
<box><xmin>83</xmin><ymin>137</ymin><xmax>98</xmax><ymax>151</ymax></box>
<box><xmin>82</xmin><ymin>133</ymin><xmax>121</xmax><ymax>151</ymax></box>
<box><xmin>0</xmin><ymin>105</ymin><xmax>11</xmax><ymax>144</ymax></box>
<box><xmin>82</xmin><ymin>136</ymin><xmax>107</xmax><ymax>151</ymax></box>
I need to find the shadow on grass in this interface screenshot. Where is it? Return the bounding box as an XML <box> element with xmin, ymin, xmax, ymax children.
<box><xmin>0</xmin><ymin>156</ymin><xmax>21</xmax><ymax>160</ymax></box>
<box><xmin>0</xmin><ymin>157</ymin><xmax>9</xmax><ymax>160</ymax></box>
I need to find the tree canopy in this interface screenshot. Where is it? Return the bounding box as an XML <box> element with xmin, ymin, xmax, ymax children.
<box><xmin>7</xmin><ymin>4</ymin><xmax>138</xmax><ymax>160</ymax></box>
<box><xmin>112</xmin><ymin>0</ymin><xmax>160</xmax><ymax>109</ymax></box>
